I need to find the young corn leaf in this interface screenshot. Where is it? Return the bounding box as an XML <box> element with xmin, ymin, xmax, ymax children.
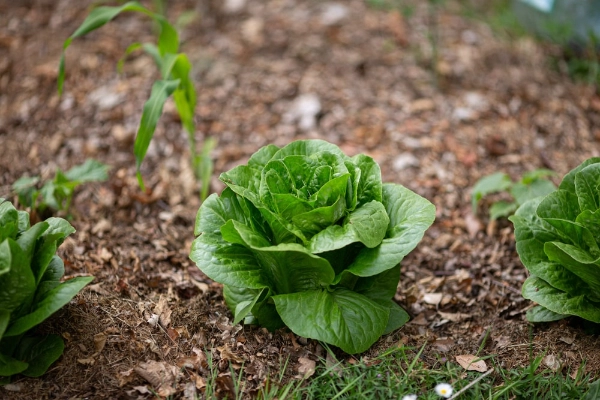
<box><xmin>134</xmin><ymin>79</ymin><xmax>180</xmax><ymax>189</ymax></box>
<box><xmin>59</xmin><ymin>2</ymin><xmax>153</xmax><ymax>94</ymax></box>
<box><xmin>199</xmin><ymin>138</ymin><xmax>217</xmax><ymax>202</ymax></box>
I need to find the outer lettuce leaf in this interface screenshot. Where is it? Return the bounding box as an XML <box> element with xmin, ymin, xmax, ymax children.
<box><xmin>190</xmin><ymin>234</ymin><xmax>268</xmax><ymax>290</ymax></box>
<box><xmin>4</xmin><ymin>276</ymin><xmax>94</xmax><ymax>337</ymax></box>
<box><xmin>272</xmin><ymin>288</ymin><xmax>389</xmax><ymax>354</ymax></box>
<box><xmin>544</xmin><ymin>242</ymin><xmax>600</xmax><ymax>301</ymax></box>
<box><xmin>14</xmin><ymin>334</ymin><xmax>64</xmax><ymax>377</ymax></box>
<box><xmin>0</xmin><ymin>240</ymin><xmax>36</xmax><ymax>314</ymax></box>
<box><xmin>522</xmin><ymin>277</ymin><xmax>600</xmax><ymax>323</ymax></box>
<box><xmin>0</xmin><ymin>353</ymin><xmax>28</xmax><ymax>377</ymax></box>
<box><xmin>526</xmin><ymin>305</ymin><xmax>570</xmax><ymax>322</ymax></box>
<box><xmin>195</xmin><ymin>189</ymin><xmax>248</xmax><ymax>236</ymax></box>
<box><xmin>193</xmin><ymin>225</ymin><xmax>335</xmax><ymax>295</ymax></box>
<box><xmin>353</xmin><ymin>265</ymin><xmax>409</xmax><ymax>334</ymax></box>
<box><xmin>0</xmin><ymin>199</ymin><xmax>92</xmax><ymax>380</ymax></box>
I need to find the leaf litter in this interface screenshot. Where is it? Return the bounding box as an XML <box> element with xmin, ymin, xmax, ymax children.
<box><xmin>1</xmin><ymin>0</ymin><xmax>600</xmax><ymax>397</ymax></box>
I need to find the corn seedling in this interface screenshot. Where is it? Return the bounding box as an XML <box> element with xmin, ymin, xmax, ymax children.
<box><xmin>59</xmin><ymin>1</ymin><xmax>214</xmax><ymax>200</ymax></box>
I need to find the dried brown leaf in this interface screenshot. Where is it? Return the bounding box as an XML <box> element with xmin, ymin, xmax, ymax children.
<box><xmin>543</xmin><ymin>354</ymin><xmax>561</xmax><ymax>371</ymax></box>
<box><xmin>423</xmin><ymin>293</ymin><xmax>443</xmax><ymax>305</ymax></box>
<box><xmin>154</xmin><ymin>295</ymin><xmax>172</xmax><ymax>328</ymax></box>
<box><xmin>93</xmin><ymin>333</ymin><xmax>107</xmax><ymax>353</ymax></box>
<box><xmin>433</xmin><ymin>338</ymin><xmax>455</xmax><ymax>352</ymax></box>
<box><xmin>117</xmin><ymin>369</ymin><xmax>135</xmax><ymax>387</ymax></box>
<box><xmin>217</xmin><ymin>344</ymin><xmax>244</xmax><ymax>363</ymax></box>
<box><xmin>438</xmin><ymin>311</ymin><xmax>471</xmax><ymax>322</ymax></box>
<box><xmin>456</xmin><ymin>355</ymin><xmax>487</xmax><ymax>372</ymax></box>
<box><xmin>134</xmin><ymin>360</ymin><xmax>179</xmax><ymax>397</ymax></box>
<box><xmin>297</xmin><ymin>357</ymin><xmax>316</xmax><ymax>378</ymax></box>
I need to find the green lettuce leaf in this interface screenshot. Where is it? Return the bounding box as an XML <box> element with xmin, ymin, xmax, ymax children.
<box><xmin>522</xmin><ymin>277</ymin><xmax>600</xmax><ymax>323</ymax></box>
<box><xmin>340</xmin><ymin>184</ymin><xmax>435</xmax><ymax>278</ymax></box>
<box><xmin>273</xmin><ymin>288</ymin><xmax>390</xmax><ymax>354</ymax></box>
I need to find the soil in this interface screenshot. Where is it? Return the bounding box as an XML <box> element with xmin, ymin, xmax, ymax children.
<box><xmin>1</xmin><ymin>0</ymin><xmax>599</xmax><ymax>398</ymax></box>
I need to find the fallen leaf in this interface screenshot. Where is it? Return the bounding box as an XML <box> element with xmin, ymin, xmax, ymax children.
<box><xmin>3</xmin><ymin>383</ymin><xmax>21</xmax><ymax>392</ymax></box>
<box><xmin>297</xmin><ymin>357</ymin><xmax>316</xmax><ymax>378</ymax></box>
<box><xmin>147</xmin><ymin>313</ymin><xmax>159</xmax><ymax>327</ymax></box>
<box><xmin>217</xmin><ymin>344</ymin><xmax>244</xmax><ymax>363</ymax></box>
<box><xmin>433</xmin><ymin>338</ymin><xmax>455</xmax><ymax>352</ymax></box>
<box><xmin>216</xmin><ymin>373</ymin><xmax>236</xmax><ymax>398</ymax></box>
<box><xmin>129</xmin><ymin>386</ymin><xmax>151</xmax><ymax>395</ymax></box>
<box><xmin>190</xmin><ymin>371</ymin><xmax>206</xmax><ymax>389</ymax></box>
<box><xmin>117</xmin><ymin>369</ymin><xmax>136</xmax><ymax>387</ymax></box>
<box><xmin>167</xmin><ymin>327</ymin><xmax>180</xmax><ymax>342</ymax></box>
<box><xmin>410</xmin><ymin>313</ymin><xmax>429</xmax><ymax>326</ymax></box>
<box><xmin>543</xmin><ymin>354</ymin><xmax>561</xmax><ymax>371</ymax></box>
<box><xmin>91</xmin><ymin>218</ymin><xmax>112</xmax><ymax>235</ymax></box>
<box><xmin>154</xmin><ymin>295</ymin><xmax>172</xmax><ymax>328</ymax></box>
<box><xmin>86</xmin><ymin>283</ymin><xmax>111</xmax><ymax>296</ymax></box>
<box><xmin>464</xmin><ymin>213</ymin><xmax>482</xmax><ymax>238</ymax></box>
<box><xmin>176</xmin><ymin>352</ymin><xmax>207</xmax><ymax>370</ymax></box>
<box><xmin>559</xmin><ymin>335</ymin><xmax>574</xmax><ymax>345</ymax></box>
<box><xmin>93</xmin><ymin>333</ymin><xmax>107</xmax><ymax>353</ymax></box>
<box><xmin>135</xmin><ymin>360</ymin><xmax>180</xmax><ymax>397</ymax></box>
<box><xmin>423</xmin><ymin>293</ymin><xmax>443</xmax><ymax>305</ymax></box>
<box><xmin>77</xmin><ymin>357</ymin><xmax>95</xmax><ymax>365</ymax></box>
<box><xmin>438</xmin><ymin>311</ymin><xmax>471</xmax><ymax>322</ymax></box>
<box><xmin>456</xmin><ymin>355</ymin><xmax>487</xmax><ymax>372</ymax></box>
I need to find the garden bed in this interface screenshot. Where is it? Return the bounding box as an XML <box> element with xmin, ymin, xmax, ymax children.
<box><xmin>0</xmin><ymin>0</ymin><xmax>599</xmax><ymax>398</ymax></box>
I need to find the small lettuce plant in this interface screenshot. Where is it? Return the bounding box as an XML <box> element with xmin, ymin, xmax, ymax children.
<box><xmin>472</xmin><ymin>169</ymin><xmax>556</xmax><ymax>220</ymax></box>
<box><xmin>12</xmin><ymin>159</ymin><xmax>108</xmax><ymax>218</ymax></box>
<box><xmin>509</xmin><ymin>158</ymin><xmax>600</xmax><ymax>323</ymax></box>
<box><xmin>190</xmin><ymin>140</ymin><xmax>435</xmax><ymax>353</ymax></box>
<box><xmin>0</xmin><ymin>198</ymin><xmax>93</xmax><ymax>382</ymax></box>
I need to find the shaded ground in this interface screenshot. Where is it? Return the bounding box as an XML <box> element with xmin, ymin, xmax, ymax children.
<box><xmin>1</xmin><ymin>0</ymin><xmax>599</xmax><ymax>398</ymax></box>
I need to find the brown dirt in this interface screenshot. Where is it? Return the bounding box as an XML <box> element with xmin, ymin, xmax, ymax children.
<box><xmin>1</xmin><ymin>0</ymin><xmax>599</xmax><ymax>398</ymax></box>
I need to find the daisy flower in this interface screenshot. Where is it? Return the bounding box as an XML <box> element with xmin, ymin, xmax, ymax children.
<box><xmin>434</xmin><ymin>383</ymin><xmax>453</xmax><ymax>398</ymax></box>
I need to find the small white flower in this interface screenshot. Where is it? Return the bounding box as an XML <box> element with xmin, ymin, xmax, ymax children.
<box><xmin>401</xmin><ymin>395</ymin><xmax>417</xmax><ymax>400</ymax></box>
<box><xmin>434</xmin><ymin>383</ymin><xmax>453</xmax><ymax>398</ymax></box>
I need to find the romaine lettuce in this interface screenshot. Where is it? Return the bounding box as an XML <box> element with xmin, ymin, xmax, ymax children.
<box><xmin>509</xmin><ymin>158</ymin><xmax>600</xmax><ymax>323</ymax></box>
<box><xmin>0</xmin><ymin>198</ymin><xmax>93</xmax><ymax>381</ymax></box>
<box><xmin>190</xmin><ymin>140</ymin><xmax>435</xmax><ymax>353</ymax></box>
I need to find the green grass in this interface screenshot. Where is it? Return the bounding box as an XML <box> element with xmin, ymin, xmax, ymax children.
<box><xmin>198</xmin><ymin>343</ymin><xmax>596</xmax><ymax>399</ymax></box>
